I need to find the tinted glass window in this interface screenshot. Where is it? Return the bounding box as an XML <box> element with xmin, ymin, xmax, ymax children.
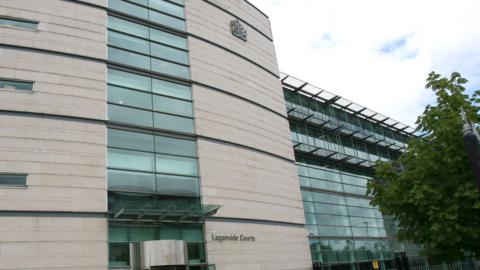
<box><xmin>108</xmin><ymin>85</ymin><xmax>152</xmax><ymax>109</ymax></box>
<box><xmin>149</xmin><ymin>0</ymin><xmax>184</xmax><ymax>18</ymax></box>
<box><xmin>108</xmin><ymin>104</ymin><xmax>153</xmax><ymax>127</ymax></box>
<box><xmin>0</xmin><ymin>174</ymin><xmax>27</xmax><ymax>186</ymax></box>
<box><xmin>0</xmin><ymin>79</ymin><xmax>33</xmax><ymax>91</ymax></box>
<box><xmin>154</xmin><ymin>112</ymin><xmax>194</xmax><ymax>134</ymax></box>
<box><xmin>151</xmin><ymin>58</ymin><xmax>189</xmax><ymax>79</ymax></box>
<box><xmin>152</xmin><ymin>78</ymin><xmax>191</xmax><ymax>100</ymax></box>
<box><xmin>108</xmin><ymin>169</ymin><xmax>156</xmax><ymax>193</ymax></box>
<box><xmin>108</xmin><ymin>129</ymin><xmax>154</xmax><ymax>152</ymax></box>
<box><xmin>109</xmin><ymin>47</ymin><xmax>151</xmax><ymax>70</ymax></box>
<box><xmin>0</xmin><ymin>17</ymin><xmax>38</xmax><ymax>30</ymax></box>
<box><xmin>109</xmin><ymin>0</ymin><xmax>148</xmax><ymax>19</ymax></box>
<box><xmin>150</xmin><ymin>28</ymin><xmax>187</xmax><ymax>49</ymax></box>
<box><xmin>155</xmin><ymin>136</ymin><xmax>196</xmax><ymax>156</ymax></box>
<box><xmin>108</xmin><ymin>31</ymin><xmax>150</xmax><ymax>54</ymax></box>
<box><xmin>149</xmin><ymin>10</ymin><xmax>185</xmax><ymax>31</ymax></box>
<box><xmin>150</xmin><ymin>42</ymin><xmax>188</xmax><ymax>64</ymax></box>
<box><xmin>156</xmin><ymin>174</ymin><xmax>199</xmax><ymax>195</ymax></box>
<box><xmin>108</xmin><ymin>148</ymin><xmax>155</xmax><ymax>172</ymax></box>
<box><xmin>153</xmin><ymin>95</ymin><xmax>192</xmax><ymax>117</ymax></box>
<box><xmin>156</xmin><ymin>154</ymin><xmax>197</xmax><ymax>176</ymax></box>
<box><xmin>108</xmin><ymin>16</ymin><xmax>149</xmax><ymax>38</ymax></box>
<box><xmin>108</xmin><ymin>69</ymin><xmax>151</xmax><ymax>92</ymax></box>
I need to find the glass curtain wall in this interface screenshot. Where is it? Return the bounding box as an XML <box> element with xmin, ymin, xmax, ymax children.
<box><xmin>106</xmin><ymin>1</ymin><xmax>207</xmax><ymax>268</ymax></box>
<box><xmin>284</xmin><ymin>89</ymin><xmax>418</xmax><ymax>269</ymax></box>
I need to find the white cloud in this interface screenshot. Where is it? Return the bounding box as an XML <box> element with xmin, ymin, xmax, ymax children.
<box><xmin>248</xmin><ymin>0</ymin><xmax>480</xmax><ymax>126</ymax></box>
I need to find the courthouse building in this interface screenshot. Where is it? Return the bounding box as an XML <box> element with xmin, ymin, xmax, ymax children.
<box><xmin>0</xmin><ymin>0</ymin><xmax>416</xmax><ymax>269</ymax></box>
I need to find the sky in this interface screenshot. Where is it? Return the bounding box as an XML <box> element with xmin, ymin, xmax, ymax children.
<box><xmin>248</xmin><ymin>0</ymin><xmax>480</xmax><ymax>126</ymax></box>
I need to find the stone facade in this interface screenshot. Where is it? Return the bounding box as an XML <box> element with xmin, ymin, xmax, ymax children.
<box><xmin>0</xmin><ymin>0</ymin><xmax>313</xmax><ymax>269</ymax></box>
<box><xmin>186</xmin><ymin>0</ymin><xmax>312</xmax><ymax>269</ymax></box>
<box><xmin>0</xmin><ymin>1</ymin><xmax>107</xmax><ymax>269</ymax></box>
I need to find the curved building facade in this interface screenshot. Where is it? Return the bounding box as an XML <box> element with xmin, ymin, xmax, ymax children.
<box><xmin>0</xmin><ymin>0</ymin><xmax>311</xmax><ymax>269</ymax></box>
<box><xmin>0</xmin><ymin>1</ymin><xmax>424</xmax><ymax>270</ymax></box>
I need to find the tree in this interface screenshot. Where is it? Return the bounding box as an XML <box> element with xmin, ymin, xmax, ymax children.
<box><xmin>367</xmin><ymin>72</ymin><xmax>480</xmax><ymax>261</ymax></box>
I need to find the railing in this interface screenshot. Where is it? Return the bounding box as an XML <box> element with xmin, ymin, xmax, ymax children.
<box><xmin>387</xmin><ymin>256</ymin><xmax>480</xmax><ymax>270</ymax></box>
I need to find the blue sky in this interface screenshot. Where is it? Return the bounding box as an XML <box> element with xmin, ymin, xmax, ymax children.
<box><xmin>249</xmin><ymin>0</ymin><xmax>480</xmax><ymax>126</ymax></box>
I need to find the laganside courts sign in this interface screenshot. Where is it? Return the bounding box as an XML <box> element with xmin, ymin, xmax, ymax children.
<box><xmin>211</xmin><ymin>233</ymin><xmax>256</xmax><ymax>243</ymax></box>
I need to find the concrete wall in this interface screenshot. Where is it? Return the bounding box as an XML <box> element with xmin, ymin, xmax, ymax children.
<box><xmin>0</xmin><ymin>1</ymin><xmax>108</xmax><ymax>269</ymax></box>
<box><xmin>186</xmin><ymin>0</ymin><xmax>312</xmax><ymax>269</ymax></box>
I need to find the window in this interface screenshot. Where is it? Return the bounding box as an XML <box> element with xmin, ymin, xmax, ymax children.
<box><xmin>108</xmin><ymin>0</ymin><xmax>186</xmax><ymax>31</ymax></box>
<box><xmin>0</xmin><ymin>174</ymin><xmax>27</xmax><ymax>186</ymax></box>
<box><xmin>0</xmin><ymin>17</ymin><xmax>38</xmax><ymax>30</ymax></box>
<box><xmin>0</xmin><ymin>79</ymin><xmax>33</xmax><ymax>91</ymax></box>
<box><xmin>107</xmin><ymin>129</ymin><xmax>199</xmax><ymax>195</ymax></box>
<box><xmin>107</xmin><ymin>69</ymin><xmax>194</xmax><ymax>133</ymax></box>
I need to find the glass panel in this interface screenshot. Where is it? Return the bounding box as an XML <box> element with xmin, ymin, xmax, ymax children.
<box><xmin>155</xmin><ymin>136</ymin><xmax>196</xmax><ymax>156</ymax></box>
<box><xmin>187</xmin><ymin>242</ymin><xmax>206</xmax><ymax>264</ymax></box>
<box><xmin>168</xmin><ymin>0</ymin><xmax>184</xmax><ymax>6</ymax></box>
<box><xmin>108</xmin><ymin>0</ymin><xmax>148</xmax><ymax>19</ymax></box>
<box><xmin>108</xmin><ymin>129</ymin><xmax>154</xmax><ymax>152</ymax></box>
<box><xmin>152</xmin><ymin>78</ymin><xmax>191</xmax><ymax>100</ymax></box>
<box><xmin>151</xmin><ymin>57</ymin><xmax>189</xmax><ymax>79</ymax></box>
<box><xmin>149</xmin><ymin>0</ymin><xmax>184</xmax><ymax>18</ymax></box>
<box><xmin>108</xmin><ymin>16</ymin><xmax>149</xmax><ymax>38</ymax></box>
<box><xmin>108</xmin><ymin>69</ymin><xmax>151</xmax><ymax>92</ymax></box>
<box><xmin>181</xmin><ymin>225</ymin><xmax>204</xmax><ymax>241</ymax></box>
<box><xmin>128</xmin><ymin>0</ymin><xmax>148</xmax><ymax>5</ymax></box>
<box><xmin>303</xmin><ymin>201</ymin><xmax>315</xmax><ymax>213</ymax></box>
<box><xmin>0</xmin><ymin>79</ymin><xmax>33</xmax><ymax>91</ymax></box>
<box><xmin>318</xmin><ymin>226</ymin><xmax>337</xmax><ymax>237</ymax></box>
<box><xmin>154</xmin><ymin>112</ymin><xmax>194</xmax><ymax>133</ymax></box>
<box><xmin>156</xmin><ymin>154</ymin><xmax>197</xmax><ymax>176</ymax></box>
<box><xmin>317</xmin><ymin>215</ymin><xmax>334</xmax><ymax>226</ymax></box>
<box><xmin>149</xmin><ymin>10</ymin><xmax>185</xmax><ymax>31</ymax></box>
<box><xmin>153</xmin><ymin>95</ymin><xmax>192</xmax><ymax>117</ymax></box>
<box><xmin>108</xmin><ymin>47</ymin><xmax>150</xmax><ymax>70</ymax></box>
<box><xmin>0</xmin><ymin>174</ymin><xmax>27</xmax><ymax>186</ymax></box>
<box><xmin>108</xmin><ymin>169</ymin><xmax>156</xmax><ymax>193</ymax></box>
<box><xmin>156</xmin><ymin>174</ymin><xmax>199</xmax><ymax>195</ymax></box>
<box><xmin>302</xmin><ymin>190</ymin><xmax>313</xmax><ymax>201</ymax></box>
<box><xmin>0</xmin><ymin>17</ymin><xmax>38</xmax><ymax>30</ymax></box>
<box><xmin>108</xmin><ymin>85</ymin><xmax>152</xmax><ymax>109</ymax></box>
<box><xmin>150</xmin><ymin>42</ymin><xmax>188</xmax><ymax>64</ymax></box>
<box><xmin>108</xmin><ymin>104</ymin><xmax>153</xmax><ymax>127</ymax></box>
<box><xmin>108</xmin><ymin>30</ymin><xmax>150</xmax><ymax>54</ymax></box>
<box><xmin>108</xmin><ymin>148</ymin><xmax>155</xmax><ymax>171</ymax></box>
<box><xmin>150</xmin><ymin>28</ymin><xmax>187</xmax><ymax>50</ymax></box>
<box><xmin>129</xmin><ymin>227</ymin><xmax>157</xmax><ymax>241</ymax></box>
<box><xmin>305</xmin><ymin>213</ymin><xmax>317</xmax><ymax>225</ymax></box>
<box><xmin>109</xmin><ymin>243</ymin><xmax>130</xmax><ymax>267</ymax></box>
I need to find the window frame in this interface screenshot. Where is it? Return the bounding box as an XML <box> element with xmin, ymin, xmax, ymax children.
<box><xmin>0</xmin><ymin>173</ymin><xmax>28</xmax><ymax>187</ymax></box>
<box><xmin>0</xmin><ymin>16</ymin><xmax>39</xmax><ymax>31</ymax></box>
<box><xmin>0</xmin><ymin>78</ymin><xmax>35</xmax><ymax>92</ymax></box>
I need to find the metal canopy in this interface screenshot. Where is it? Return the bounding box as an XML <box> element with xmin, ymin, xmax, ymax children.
<box><xmin>294</xmin><ymin>141</ymin><xmax>377</xmax><ymax>169</ymax></box>
<box><xmin>108</xmin><ymin>192</ymin><xmax>220</xmax><ymax>223</ymax></box>
<box><xmin>280</xmin><ymin>72</ymin><xmax>417</xmax><ymax>137</ymax></box>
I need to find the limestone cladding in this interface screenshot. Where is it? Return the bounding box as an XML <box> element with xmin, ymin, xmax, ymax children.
<box><xmin>0</xmin><ymin>48</ymin><xmax>106</xmax><ymax>120</ymax></box>
<box><xmin>0</xmin><ymin>0</ymin><xmax>106</xmax><ymax>59</ymax></box>
<box><xmin>205</xmin><ymin>220</ymin><xmax>312</xmax><ymax>270</ymax></box>
<box><xmin>0</xmin><ymin>215</ymin><xmax>107</xmax><ymax>270</ymax></box>
<box><xmin>186</xmin><ymin>0</ymin><xmax>279</xmax><ymax>75</ymax></box>
<box><xmin>0</xmin><ymin>115</ymin><xmax>106</xmax><ymax>212</ymax></box>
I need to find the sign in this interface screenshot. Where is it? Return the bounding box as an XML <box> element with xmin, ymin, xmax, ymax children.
<box><xmin>372</xmin><ymin>260</ymin><xmax>379</xmax><ymax>269</ymax></box>
<box><xmin>211</xmin><ymin>233</ymin><xmax>255</xmax><ymax>243</ymax></box>
<box><xmin>230</xmin><ymin>19</ymin><xmax>247</xmax><ymax>41</ymax></box>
